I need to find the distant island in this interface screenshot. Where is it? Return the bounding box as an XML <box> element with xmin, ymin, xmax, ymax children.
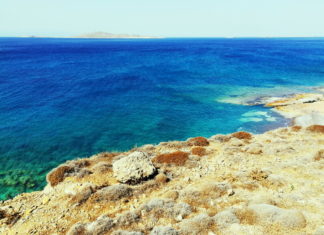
<box><xmin>75</xmin><ymin>32</ymin><xmax>161</xmax><ymax>39</ymax></box>
<box><xmin>19</xmin><ymin>32</ymin><xmax>162</xmax><ymax>39</ymax></box>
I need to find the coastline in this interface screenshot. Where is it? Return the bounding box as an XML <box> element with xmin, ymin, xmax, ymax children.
<box><xmin>0</xmin><ymin>91</ymin><xmax>323</xmax><ymax>234</ymax></box>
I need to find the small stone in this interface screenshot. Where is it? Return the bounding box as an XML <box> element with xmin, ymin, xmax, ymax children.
<box><xmin>229</xmin><ymin>138</ymin><xmax>244</xmax><ymax>147</ymax></box>
<box><xmin>42</xmin><ymin>197</ymin><xmax>50</xmax><ymax>205</ymax></box>
<box><xmin>176</xmin><ymin>214</ymin><xmax>183</xmax><ymax>221</ymax></box>
<box><xmin>243</xmin><ymin>143</ymin><xmax>263</xmax><ymax>154</ymax></box>
<box><xmin>155</xmin><ymin>173</ymin><xmax>168</xmax><ymax>183</ymax></box>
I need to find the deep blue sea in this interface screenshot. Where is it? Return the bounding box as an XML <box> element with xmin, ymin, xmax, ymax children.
<box><xmin>1</xmin><ymin>37</ymin><xmax>324</xmax><ymax>199</ymax></box>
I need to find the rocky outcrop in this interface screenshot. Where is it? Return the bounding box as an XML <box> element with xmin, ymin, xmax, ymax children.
<box><xmin>0</xmin><ymin>124</ymin><xmax>323</xmax><ymax>235</ymax></box>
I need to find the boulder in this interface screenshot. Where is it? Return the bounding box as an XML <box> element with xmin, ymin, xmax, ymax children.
<box><xmin>113</xmin><ymin>151</ymin><xmax>156</xmax><ymax>184</ymax></box>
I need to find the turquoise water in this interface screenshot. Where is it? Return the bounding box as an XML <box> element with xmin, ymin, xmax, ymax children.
<box><xmin>1</xmin><ymin>38</ymin><xmax>324</xmax><ymax>199</ymax></box>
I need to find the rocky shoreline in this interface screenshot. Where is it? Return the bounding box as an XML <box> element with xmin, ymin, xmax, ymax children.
<box><xmin>0</xmin><ymin>94</ymin><xmax>323</xmax><ymax>235</ymax></box>
<box><xmin>246</xmin><ymin>91</ymin><xmax>324</xmax><ymax>127</ymax></box>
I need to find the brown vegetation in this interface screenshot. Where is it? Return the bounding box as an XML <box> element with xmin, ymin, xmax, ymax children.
<box><xmin>188</xmin><ymin>137</ymin><xmax>209</xmax><ymax>146</ymax></box>
<box><xmin>306</xmin><ymin>125</ymin><xmax>324</xmax><ymax>134</ymax></box>
<box><xmin>153</xmin><ymin>151</ymin><xmax>189</xmax><ymax>165</ymax></box>
<box><xmin>314</xmin><ymin>149</ymin><xmax>324</xmax><ymax>161</ymax></box>
<box><xmin>234</xmin><ymin>208</ymin><xmax>257</xmax><ymax>225</ymax></box>
<box><xmin>249</xmin><ymin>170</ymin><xmax>269</xmax><ymax>182</ymax></box>
<box><xmin>231</xmin><ymin>131</ymin><xmax>253</xmax><ymax>140</ymax></box>
<box><xmin>191</xmin><ymin>147</ymin><xmax>207</xmax><ymax>156</ymax></box>
<box><xmin>291</xmin><ymin>126</ymin><xmax>302</xmax><ymax>132</ymax></box>
<box><xmin>46</xmin><ymin>165</ymin><xmax>73</xmax><ymax>186</ymax></box>
<box><xmin>90</xmin><ymin>152</ymin><xmax>120</xmax><ymax>163</ymax></box>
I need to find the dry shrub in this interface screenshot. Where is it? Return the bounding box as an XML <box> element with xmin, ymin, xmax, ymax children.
<box><xmin>91</xmin><ymin>185</ymin><xmax>133</xmax><ymax>202</ymax></box>
<box><xmin>291</xmin><ymin>126</ymin><xmax>302</xmax><ymax>132</ymax></box>
<box><xmin>240</xmin><ymin>182</ymin><xmax>259</xmax><ymax>191</ymax></box>
<box><xmin>314</xmin><ymin>149</ymin><xmax>324</xmax><ymax>161</ymax></box>
<box><xmin>191</xmin><ymin>147</ymin><xmax>207</xmax><ymax>156</ymax></box>
<box><xmin>307</xmin><ymin>125</ymin><xmax>324</xmax><ymax>134</ymax></box>
<box><xmin>231</xmin><ymin>131</ymin><xmax>252</xmax><ymax>140</ymax></box>
<box><xmin>153</xmin><ymin>151</ymin><xmax>189</xmax><ymax>165</ymax></box>
<box><xmin>179</xmin><ymin>214</ymin><xmax>216</xmax><ymax>235</ymax></box>
<box><xmin>234</xmin><ymin>208</ymin><xmax>257</xmax><ymax>225</ymax></box>
<box><xmin>181</xmin><ymin>182</ymin><xmax>231</xmax><ymax>209</ymax></box>
<box><xmin>46</xmin><ymin>165</ymin><xmax>73</xmax><ymax>186</ymax></box>
<box><xmin>163</xmin><ymin>190</ymin><xmax>179</xmax><ymax>200</ymax></box>
<box><xmin>70</xmin><ymin>159</ymin><xmax>91</xmax><ymax>168</ymax></box>
<box><xmin>188</xmin><ymin>137</ymin><xmax>209</xmax><ymax>146</ymax></box>
<box><xmin>249</xmin><ymin>169</ymin><xmax>269</xmax><ymax>181</ymax></box>
<box><xmin>159</xmin><ymin>141</ymin><xmax>187</xmax><ymax>149</ymax></box>
<box><xmin>91</xmin><ymin>152</ymin><xmax>119</xmax><ymax>162</ymax></box>
<box><xmin>70</xmin><ymin>185</ymin><xmax>95</xmax><ymax>205</ymax></box>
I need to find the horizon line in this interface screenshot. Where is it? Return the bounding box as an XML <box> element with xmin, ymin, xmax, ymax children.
<box><xmin>1</xmin><ymin>36</ymin><xmax>324</xmax><ymax>39</ymax></box>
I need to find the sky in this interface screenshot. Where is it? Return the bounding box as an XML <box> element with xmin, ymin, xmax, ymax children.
<box><xmin>0</xmin><ymin>0</ymin><xmax>324</xmax><ymax>37</ymax></box>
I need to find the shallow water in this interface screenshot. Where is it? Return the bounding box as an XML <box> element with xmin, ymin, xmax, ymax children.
<box><xmin>0</xmin><ymin>37</ymin><xmax>324</xmax><ymax>199</ymax></box>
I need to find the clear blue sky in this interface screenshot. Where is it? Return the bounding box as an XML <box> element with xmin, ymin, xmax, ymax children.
<box><xmin>1</xmin><ymin>0</ymin><xmax>324</xmax><ymax>37</ymax></box>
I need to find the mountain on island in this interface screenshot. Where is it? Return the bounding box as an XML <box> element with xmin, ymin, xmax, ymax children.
<box><xmin>75</xmin><ymin>32</ymin><xmax>160</xmax><ymax>39</ymax></box>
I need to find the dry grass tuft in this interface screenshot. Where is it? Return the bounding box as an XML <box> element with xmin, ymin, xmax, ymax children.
<box><xmin>153</xmin><ymin>151</ymin><xmax>189</xmax><ymax>166</ymax></box>
<box><xmin>231</xmin><ymin>131</ymin><xmax>253</xmax><ymax>140</ymax></box>
<box><xmin>188</xmin><ymin>137</ymin><xmax>209</xmax><ymax>146</ymax></box>
<box><xmin>314</xmin><ymin>149</ymin><xmax>324</xmax><ymax>161</ymax></box>
<box><xmin>234</xmin><ymin>208</ymin><xmax>257</xmax><ymax>225</ymax></box>
<box><xmin>307</xmin><ymin>125</ymin><xmax>324</xmax><ymax>134</ymax></box>
<box><xmin>91</xmin><ymin>152</ymin><xmax>120</xmax><ymax>163</ymax></box>
<box><xmin>46</xmin><ymin>165</ymin><xmax>73</xmax><ymax>186</ymax></box>
<box><xmin>249</xmin><ymin>169</ymin><xmax>269</xmax><ymax>181</ymax></box>
<box><xmin>191</xmin><ymin>147</ymin><xmax>207</xmax><ymax>156</ymax></box>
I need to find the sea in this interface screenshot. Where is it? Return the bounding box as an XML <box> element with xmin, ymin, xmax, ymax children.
<box><xmin>0</xmin><ymin>37</ymin><xmax>324</xmax><ymax>199</ymax></box>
